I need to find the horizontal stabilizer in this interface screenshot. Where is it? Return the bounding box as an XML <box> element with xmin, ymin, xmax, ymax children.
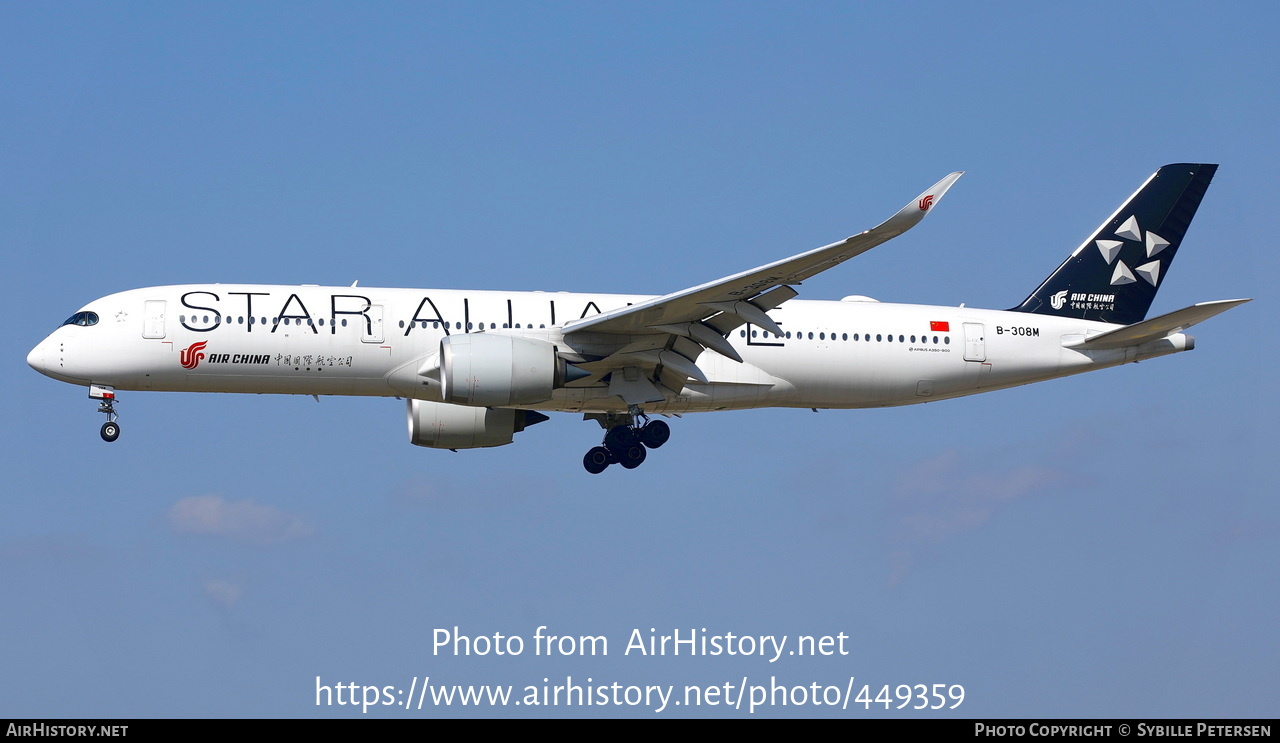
<box><xmin>1067</xmin><ymin>299</ymin><xmax>1251</xmax><ymax>350</ymax></box>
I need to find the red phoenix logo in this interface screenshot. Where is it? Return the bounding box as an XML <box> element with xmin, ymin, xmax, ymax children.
<box><xmin>179</xmin><ymin>341</ymin><xmax>208</xmax><ymax>370</ymax></box>
<box><xmin>919</xmin><ymin>194</ymin><xmax>934</xmax><ymax>211</ymax></box>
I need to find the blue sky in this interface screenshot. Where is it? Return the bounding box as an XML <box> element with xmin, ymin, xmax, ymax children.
<box><xmin>2</xmin><ymin>2</ymin><xmax>1275</xmax><ymax>718</ymax></box>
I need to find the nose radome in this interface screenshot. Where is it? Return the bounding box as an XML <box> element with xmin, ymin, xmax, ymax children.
<box><xmin>27</xmin><ymin>337</ymin><xmax>58</xmax><ymax>378</ymax></box>
<box><xmin>27</xmin><ymin>341</ymin><xmax>45</xmax><ymax>373</ymax></box>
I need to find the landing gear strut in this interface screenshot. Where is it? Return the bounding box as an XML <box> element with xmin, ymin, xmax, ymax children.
<box><xmin>90</xmin><ymin>384</ymin><xmax>120</xmax><ymax>442</ymax></box>
<box><xmin>581</xmin><ymin>411</ymin><xmax>671</xmax><ymax>474</ymax></box>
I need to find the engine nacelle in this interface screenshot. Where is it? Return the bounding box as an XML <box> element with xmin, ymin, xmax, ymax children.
<box><xmin>406</xmin><ymin>399</ymin><xmax>549</xmax><ymax>449</ymax></box>
<box><xmin>440</xmin><ymin>333</ymin><xmax>569</xmax><ymax>407</ymax></box>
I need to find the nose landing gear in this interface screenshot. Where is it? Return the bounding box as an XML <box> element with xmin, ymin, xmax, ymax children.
<box><xmin>581</xmin><ymin>410</ymin><xmax>671</xmax><ymax>474</ymax></box>
<box><xmin>89</xmin><ymin>384</ymin><xmax>120</xmax><ymax>442</ymax></box>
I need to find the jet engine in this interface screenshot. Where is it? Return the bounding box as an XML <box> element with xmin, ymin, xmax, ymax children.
<box><xmin>439</xmin><ymin>333</ymin><xmax>585</xmax><ymax>406</ymax></box>
<box><xmin>406</xmin><ymin>399</ymin><xmax>549</xmax><ymax>449</ymax></box>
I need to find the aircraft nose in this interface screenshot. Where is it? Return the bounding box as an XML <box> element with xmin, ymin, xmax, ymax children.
<box><xmin>27</xmin><ymin>338</ymin><xmax>51</xmax><ymax>376</ymax></box>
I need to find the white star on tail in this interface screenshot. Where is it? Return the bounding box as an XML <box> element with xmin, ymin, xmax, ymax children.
<box><xmin>1111</xmin><ymin>261</ymin><xmax>1137</xmax><ymax>286</ymax></box>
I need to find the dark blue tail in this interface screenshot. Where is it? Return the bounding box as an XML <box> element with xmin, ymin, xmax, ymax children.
<box><xmin>1011</xmin><ymin>163</ymin><xmax>1217</xmax><ymax>326</ymax></box>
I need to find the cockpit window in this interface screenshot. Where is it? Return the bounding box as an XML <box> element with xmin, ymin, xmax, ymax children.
<box><xmin>61</xmin><ymin>311</ymin><xmax>99</xmax><ymax>327</ymax></box>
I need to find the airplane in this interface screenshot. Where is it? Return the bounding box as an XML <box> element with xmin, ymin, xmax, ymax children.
<box><xmin>27</xmin><ymin>163</ymin><xmax>1249</xmax><ymax>474</ymax></box>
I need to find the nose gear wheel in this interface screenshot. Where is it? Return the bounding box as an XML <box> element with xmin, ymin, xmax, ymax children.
<box><xmin>89</xmin><ymin>385</ymin><xmax>121</xmax><ymax>442</ymax></box>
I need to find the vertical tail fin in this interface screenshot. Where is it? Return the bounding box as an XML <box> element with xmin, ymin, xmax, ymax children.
<box><xmin>1010</xmin><ymin>163</ymin><xmax>1217</xmax><ymax>325</ymax></box>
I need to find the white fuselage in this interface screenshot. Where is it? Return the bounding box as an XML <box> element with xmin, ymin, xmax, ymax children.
<box><xmin>27</xmin><ymin>283</ymin><xmax>1191</xmax><ymax>414</ymax></box>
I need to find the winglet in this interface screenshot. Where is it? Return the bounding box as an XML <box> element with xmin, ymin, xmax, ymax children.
<box><xmin>876</xmin><ymin>171</ymin><xmax>964</xmax><ymax>237</ymax></box>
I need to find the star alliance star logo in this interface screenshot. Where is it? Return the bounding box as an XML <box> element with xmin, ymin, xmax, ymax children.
<box><xmin>1098</xmin><ymin>215</ymin><xmax>1168</xmax><ymax>288</ymax></box>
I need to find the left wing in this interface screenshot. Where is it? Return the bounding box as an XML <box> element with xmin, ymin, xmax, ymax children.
<box><xmin>563</xmin><ymin>171</ymin><xmax>963</xmax><ymax>342</ymax></box>
<box><xmin>560</xmin><ymin>172</ymin><xmax>963</xmax><ymax>403</ymax></box>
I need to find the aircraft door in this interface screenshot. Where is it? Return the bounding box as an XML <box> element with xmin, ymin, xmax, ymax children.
<box><xmin>143</xmin><ymin>300</ymin><xmax>166</xmax><ymax>339</ymax></box>
<box><xmin>963</xmin><ymin>322</ymin><xmax>986</xmax><ymax>362</ymax></box>
<box><xmin>362</xmin><ymin>304</ymin><xmax>384</xmax><ymax>343</ymax></box>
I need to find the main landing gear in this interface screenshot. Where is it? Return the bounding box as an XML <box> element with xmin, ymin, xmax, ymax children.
<box><xmin>582</xmin><ymin>413</ymin><xmax>671</xmax><ymax>474</ymax></box>
<box><xmin>89</xmin><ymin>384</ymin><xmax>120</xmax><ymax>442</ymax></box>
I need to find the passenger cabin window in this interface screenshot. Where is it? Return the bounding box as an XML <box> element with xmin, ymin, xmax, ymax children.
<box><xmin>61</xmin><ymin>311</ymin><xmax>99</xmax><ymax>327</ymax></box>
